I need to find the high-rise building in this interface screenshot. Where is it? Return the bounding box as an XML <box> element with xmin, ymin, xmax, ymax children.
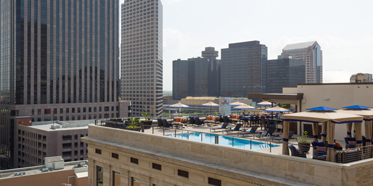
<box><xmin>121</xmin><ymin>0</ymin><xmax>163</xmax><ymax>117</ymax></box>
<box><xmin>220</xmin><ymin>41</ymin><xmax>268</xmax><ymax>97</ymax></box>
<box><xmin>350</xmin><ymin>73</ymin><xmax>372</xmax><ymax>83</ymax></box>
<box><xmin>266</xmin><ymin>56</ymin><xmax>305</xmax><ymax>93</ymax></box>
<box><xmin>173</xmin><ymin>48</ymin><xmax>220</xmax><ymax>100</ymax></box>
<box><xmin>0</xmin><ymin>0</ymin><xmax>129</xmax><ymax>169</ymax></box>
<box><xmin>281</xmin><ymin>41</ymin><xmax>323</xmax><ymax>83</ymax></box>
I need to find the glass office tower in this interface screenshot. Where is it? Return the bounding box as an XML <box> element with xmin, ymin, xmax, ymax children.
<box><xmin>0</xmin><ymin>0</ymin><xmax>125</xmax><ymax>169</ymax></box>
<box><xmin>282</xmin><ymin>41</ymin><xmax>323</xmax><ymax>83</ymax></box>
<box><xmin>121</xmin><ymin>0</ymin><xmax>163</xmax><ymax>117</ymax></box>
<box><xmin>220</xmin><ymin>41</ymin><xmax>268</xmax><ymax>97</ymax></box>
<box><xmin>266</xmin><ymin>56</ymin><xmax>305</xmax><ymax>93</ymax></box>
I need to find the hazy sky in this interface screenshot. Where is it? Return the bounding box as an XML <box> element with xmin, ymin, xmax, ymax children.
<box><xmin>120</xmin><ymin>0</ymin><xmax>373</xmax><ymax>90</ymax></box>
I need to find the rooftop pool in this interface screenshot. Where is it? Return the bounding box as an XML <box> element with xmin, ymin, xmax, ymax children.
<box><xmin>166</xmin><ymin>132</ymin><xmax>279</xmax><ymax>150</ymax></box>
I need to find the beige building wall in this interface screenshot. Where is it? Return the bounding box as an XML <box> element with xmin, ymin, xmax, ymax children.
<box><xmin>83</xmin><ymin>124</ymin><xmax>373</xmax><ymax>186</ymax></box>
<box><xmin>0</xmin><ymin>168</ymin><xmax>87</xmax><ymax>186</ymax></box>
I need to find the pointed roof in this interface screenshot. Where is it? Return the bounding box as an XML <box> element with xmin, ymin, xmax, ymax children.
<box><xmin>283</xmin><ymin>41</ymin><xmax>317</xmax><ymax>50</ymax></box>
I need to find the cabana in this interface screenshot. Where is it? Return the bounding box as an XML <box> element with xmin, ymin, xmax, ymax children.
<box><xmin>338</xmin><ymin>105</ymin><xmax>373</xmax><ymax>146</ymax></box>
<box><xmin>282</xmin><ymin>107</ymin><xmax>363</xmax><ymax>162</ymax></box>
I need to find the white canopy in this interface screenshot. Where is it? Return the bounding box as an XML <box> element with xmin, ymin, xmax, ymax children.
<box><xmin>201</xmin><ymin>102</ymin><xmax>220</xmax><ymax>107</ymax></box>
<box><xmin>229</xmin><ymin>101</ymin><xmax>245</xmax><ymax>106</ymax></box>
<box><xmin>282</xmin><ymin>111</ymin><xmax>363</xmax><ymax>123</ymax></box>
<box><xmin>232</xmin><ymin>104</ymin><xmax>256</xmax><ymax>110</ymax></box>
<box><xmin>264</xmin><ymin>106</ymin><xmax>290</xmax><ymax>112</ymax></box>
<box><xmin>257</xmin><ymin>101</ymin><xmax>272</xmax><ymax>106</ymax></box>
<box><xmin>337</xmin><ymin>109</ymin><xmax>373</xmax><ymax>120</ymax></box>
<box><xmin>168</xmin><ymin>103</ymin><xmax>190</xmax><ymax>108</ymax></box>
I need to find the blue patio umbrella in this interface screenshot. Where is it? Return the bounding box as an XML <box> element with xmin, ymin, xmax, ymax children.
<box><xmin>343</xmin><ymin>105</ymin><xmax>371</xmax><ymax>110</ymax></box>
<box><xmin>306</xmin><ymin>106</ymin><xmax>337</xmax><ymax>112</ymax></box>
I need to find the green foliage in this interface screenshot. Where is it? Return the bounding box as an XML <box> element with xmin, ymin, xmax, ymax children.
<box><xmin>128</xmin><ymin>117</ymin><xmax>140</xmax><ymax>130</ymax></box>
<box><xmin>141</xmin><ymin>113</ymin><xmax>150</xmax><ymax>120</ymax></box>
<box><xmin>215</xmin><ymin>112</ymin><xmax>218</xmax><ymax>116</ymax></box>
<box><xmin>297</xmin><ymin>131</ymin><xmax>311</xmax><ymax>143</ymax></box>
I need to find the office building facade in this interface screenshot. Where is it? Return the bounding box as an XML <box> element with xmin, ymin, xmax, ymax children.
<box><xmin>350</xmin><ymin>73</ymin><xmax>372</xmax><ymax>83</ymax></box>
<box><xmin>281</xmin><ymin>41</ymin><xmax>323</xmax><ymax>83</ymax></box>
<box><xmin>221</xmin><ymin>41</ymin><xmax>268</xmax><ymax>97</ymax></box>
<box><xmin>173</xmin><ymin>48</ymin><xmax>220</xmax><ymax>100</ymax></box>
<box><xmin>0</xmin><ymin>0</ymin><xmax>128</xmax><ymax>169</ymax></box>
<box><xmin>266</xmin><ymin>56</ymin><xmax>305</xmax><ymax>93</ymax></box>
<box><xmin>120</xmin><ymin>0</ymin><xmax>163</xmax><ymax>117</ymax></box>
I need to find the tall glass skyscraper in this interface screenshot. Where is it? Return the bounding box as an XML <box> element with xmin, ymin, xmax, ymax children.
<box><xmin>220</xmin><ymin>41</ymin><xmax>268</xmax><ymax>97</ymax></box>
<box><xmin>0</xmin><ymin>0</ymin><xmax>128</xmax><ymax>169</ymax></box>
<box><xmin>282</xmin><ymin>41</ymin><xmax>323</xmax><ymax>83</ymax></box>
<box><xmin>121</xmin><ymin>0</ymin><xmax>163</xmax><ymax>117</ymax></box>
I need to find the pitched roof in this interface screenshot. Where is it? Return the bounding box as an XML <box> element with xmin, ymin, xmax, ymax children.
<box><xmin>283</xmin><ymin>41</ymin><xmax>317</xmax><ymax>50</ymax></box>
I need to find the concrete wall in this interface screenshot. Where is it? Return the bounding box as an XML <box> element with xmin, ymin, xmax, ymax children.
<box><xmin>83</xmin><ymin>125</ymin><xmax>373</xmax><ymax>186</ymax></box>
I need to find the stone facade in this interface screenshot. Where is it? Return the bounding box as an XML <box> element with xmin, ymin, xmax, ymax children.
<box><xmin>77</xmin><ymin>125</ymin><xmax>373</xmax><ymax>186</ymax></box>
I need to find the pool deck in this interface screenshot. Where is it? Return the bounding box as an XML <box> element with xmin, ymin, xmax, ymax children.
<box><xmin>143</xmin><ymin>123</ymin><xmax>345</xmax><ymax>158</ymax></box>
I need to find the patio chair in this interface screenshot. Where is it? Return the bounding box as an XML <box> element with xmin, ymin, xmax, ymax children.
<box><xmin>189</xmin><ymin>116</ymin><xmax>195</xmax><ymax>124</ymax></box>
<box><xmin>223</xmin><ymin>116</ymin><xmax>231</xmax><ymax>123</ymax></box>
<box><xmin>157</xmin><ymin>118</ymin><xmax>163</xmax><ymax>128</ymax></box>
<box><xmin>312</xmin><ymin>141</ymin><xmax>327</xmax><ymax>161</ymax></box>
<box><xmin>194</xmin><ymin>117</ymin><xmax>204</xmax><ymax>126</ymax></box>
<box><xmin>224</xmin><ymin>124</ymin><xmax>243</xmax><ymax>134</ymax></box>
<box><xmin>260</xmin><ymin>128</ymin><xmax>277</xmax><ymax>140</ymax></box>
<box><xmin>289</xmin><ymin>145</ymin><xmax>306</xmax><ymax>158</ymax></box>
<box><xmin>237</xmin><ymin>126</ymin><xmax>259</xmax><ymax>137</ymax></box>
<box><xmin>162</xmin><ymin>119</ymin><xmax>173</xmax><ymax>128</ymax></box>
<box><xmin>345</xmin><ymin>137</ymin><xmax>356</xmax><ymax>149</ymax></box>
<box><xmin>272</xmin><ymin>131</ymin><xmax>295</xmax><ymax>142</ymax></box>
<box><xmin>211</xmin><ymin>123</ymin><xmax>229</xmax><ymax>131</ymax></box>
<box><xmin>249</xmin><ymin>116</ymin><xmax>255</xmax><ymax>126</ymax></box>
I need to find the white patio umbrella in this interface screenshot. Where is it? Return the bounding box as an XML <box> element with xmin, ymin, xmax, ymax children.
<box><xmin>232</xmin><ymin>104</ymin><xmax>256</xmax><ymax>116</ymax></box>
<box><xmin>257</xmin><ymin>101</ymin><xmax>273</xmax><ymax>109</ymax></box>
<box><xmin>168</xmin><ymin>103</ymin><xmax>190</xmax><ymax>117</ymax></box>
<box><xmin>201</xmin><ymin>102</ymin><xmax>220</xmax><ymax>116</ymax></box>
<box><xmin>229</xmin><ymin>101</ymin><xmax>245</xmax><ymax>106</ymax></box>
<box><xmin>264</xmin><ymin>106</ymin><xmax>290</xmax><ymax>113</ymax></box>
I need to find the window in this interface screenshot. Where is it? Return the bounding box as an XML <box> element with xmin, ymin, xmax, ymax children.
<box><xmin>208</xmin><ymin>178</ymin><xmax>222</xmax><ymax>186</ymax></box>
<box><xmin>37</xmin><ymin>109</ymin><xmax>41</xmax><ymax>115</ymax></box>
<box><xmin>130</xmin><ymin>157</ymin><xmax>138</xmax><ymax>164</ymax></box>
<box><xmin>152</xmin><ymin>163</ymin><xmax>161</xmax><ymax>170</ymax></box>
<box><xmin>113</xmin><ymin>171</ymin><xmax>120</xmax><ymax>186</ymax></box>
<box><xmin>131</xmin><ymin>178</ymin><xmax>140</xmax><ymax>186</ymax></box>
<box><xmin>112</xmin><ymin>153</ymin><xmax>119</xmax><ymax>159</ymax></box>
<box><xmin>97</xmin><ymin>166</ymin><xmax>103</xmax><ymax>186</ymax></box>
<box><xmin>44</xmin><ymin>109</ymin><xmax>51</xmax><ymax>114</ymax></box>
<box><xmin>66</xmin><ymin>108</ymin><xmax>69</xmax><ymax>113</ymax></box>
<box><xmin>60</xmin><ymin>108</ymin><xmax>63</xmax><ymax>114</ymax></box>
<box><xmin>95</xmin><ymin>149</ymin><xmax>102</xmax><ymax>154</ymax></box>
<box><xmin>178</xmin><ymin>169</ymin><xmax>189</xmax><ymax>178</ymax></box>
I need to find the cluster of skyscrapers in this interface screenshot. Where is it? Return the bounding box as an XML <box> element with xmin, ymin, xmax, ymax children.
<box><xmin>173</xmin><ymin>40</ymin><xmax>323</xmax><ymax>99</ymax></box>
<box><xmin>0</xmin><ymin>0</ymin><xmax>163</xmax><ymax>169</ymax></box>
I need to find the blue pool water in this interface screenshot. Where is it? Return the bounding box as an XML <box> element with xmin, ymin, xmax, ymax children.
<box><xmin>166</xmin><ymin>132</ymin><xmax>279</xmax><ymax>150</ymax></box>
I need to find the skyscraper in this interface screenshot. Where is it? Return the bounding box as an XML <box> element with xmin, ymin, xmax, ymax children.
<box><xmin>173</xmin><ymin>47</ymin><xmax>220</xmax><ymax>100</ymax></box>
<box><xmin>121</xmin><ymin>0</ymin><xmax>163</xmax><ymax>117</ymax></box>
<box><xmin>220</xmin><ymin>41</ymin><xmax>268</xmax><ymax>97</ymax></box>
<box><xmin>281</xmin><ymin>41</ymin><xmax>323</xmax><ymax>83</ymax></box>
<box><xmin>0</xmin><ymin>0</ymin><xmax>128</xmax><ymax>169</ymax></box>
<box><xmin>266</xmin><ymin>56</ymin><xmax>305</xmax><ymax>93</ymax></box>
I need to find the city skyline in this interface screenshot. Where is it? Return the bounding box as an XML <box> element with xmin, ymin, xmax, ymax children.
<box><xmin>120</xmin><ymin>0</ymin><xmax>373</xmax><ymax>90</ymax></box>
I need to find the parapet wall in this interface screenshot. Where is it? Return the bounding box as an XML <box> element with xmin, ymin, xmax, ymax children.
<box><xmin>88</xmin><ymin>124</ymin><xmax>373</xmax><ymax>186</ymax></box>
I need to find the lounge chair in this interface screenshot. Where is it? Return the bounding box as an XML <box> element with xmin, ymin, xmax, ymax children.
<box><xmin>345</xmin><ymin>137</ymin><xmax>356</xmax><ymax>149</ymax></box>
<box><xmin>211</xmin><ymin>123</ymin><xmax>229</xmax><ymax>131</ymax></box>
<box><xmin>224</xmin><ymin>124</ymin><xmax>242</xmax><ymax>134</ymax></box>
<box><xmin>194</xmin><ymin>117</ymin><xmax>204</xmax><ymax>126</ymax></box>
<box><xmin>157</xmin><ymin>118</ymin><xmax>163</xmax><ymax>128</ymax></box>
<box><xmin>259</xmin><ymin>128</ymin><xmax>277</xmax><ymax>140</ymax></box>
<box><xmin>162</xmin><ymin>119</ymin><xmax>173</xmax><ymax>128</ymax></box>
<box><xmin>272</xmin><ymin>131</ymin><xmax>295</xmax><ymax>142</ymax></box>
<box><xmin>189</xmin><ymin>116</ymin><xmax>195</xmax><ymax>124</ymax></box>
<box><xmin>289</xmin><ymin>145</ymin><xmax>306</xmax><ymax>158</ymax></box>
<box><xmin>312</xmin><ymin>141</ymin><xmax>327</xmax><ymax>160</ymax></box>
<box><xmin>237</xmin><ymin>126</ymin><xmax>259</xmax><ymax>137</ymax></box>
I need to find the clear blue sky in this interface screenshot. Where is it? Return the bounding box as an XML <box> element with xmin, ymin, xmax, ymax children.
<box><xmin>121</xmin><ymin>0</ymin><xmax>373</xmax><ymax>90</ymax></box>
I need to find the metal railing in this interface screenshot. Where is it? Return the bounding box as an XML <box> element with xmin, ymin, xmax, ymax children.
<box><xmin>152</xmin><ymin>126</ymin><xmax>273</xmax><ymax>152</ymax></box>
